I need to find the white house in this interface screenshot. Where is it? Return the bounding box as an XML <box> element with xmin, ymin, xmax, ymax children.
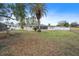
<box><xmin>48</xmin><ymin>26</ymin><xmax>70</xmax><ymax>30</ymax></box>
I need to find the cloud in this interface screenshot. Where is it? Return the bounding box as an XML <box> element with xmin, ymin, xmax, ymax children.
<box><xmin>41</xmin><ymin>12</ymin><xmax>79</xmax><ymax>25</ymax></box>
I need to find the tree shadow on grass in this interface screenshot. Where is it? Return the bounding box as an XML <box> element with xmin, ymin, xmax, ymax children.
<box><xmin>0</xmin><ymin>44</ymin><xmax>7</xmax><ymax>51</ymax></box>
<box><xmin>0</xmin><ymin>44</ymin><xmax>14</xmax><ymax>56</ymax></box>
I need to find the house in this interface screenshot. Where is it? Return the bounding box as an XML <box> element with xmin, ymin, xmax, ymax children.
<box><xmin>25</xmin><ymin>24</ymin><xmax>48</xmax><ymax>31</ymax></box>
<box><xmin>48</xmin><ymin>26</ymin><xmax>70</xmax><ymax>30</ymax></box>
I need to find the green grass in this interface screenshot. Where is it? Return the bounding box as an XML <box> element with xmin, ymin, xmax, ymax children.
<box><xmin>38</xmin><ymin>31</ymin><xmax>79</xmax><ymax>55</ymax></box>
<box><xmin>72</xmin><ymin>27</ymin><xmax>79</xmax><ymax>30</ymax></box>
<box><xmin>0</xmin><ymin>31</ymin><xmax>79</xmax><ymax>56</ymax></box>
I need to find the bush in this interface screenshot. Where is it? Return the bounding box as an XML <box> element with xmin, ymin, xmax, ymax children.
<box><xmin>33</xmin><ymin>27</ymin><xmax>37</xmax><ymax>31</ymax></box>
<box><xmin>37</xmin><ymin>29</ymin><xmax>41</xmax><ymax>32</ymax></box>
<box><xmin>0</xmin><ymin>22</ymin><xmax>8</xmax><ymax>31</ymax></box>
<box><xmin>57</xmin><ymin>21</ymin><xmax>69</xmax><ymax>27</ymax></box>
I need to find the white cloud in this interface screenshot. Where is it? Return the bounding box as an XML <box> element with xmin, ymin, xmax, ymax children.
<box><xmin>41</xmin><ymin>12</ymin><xmax>79</xmax><ymax>25</ymax></box>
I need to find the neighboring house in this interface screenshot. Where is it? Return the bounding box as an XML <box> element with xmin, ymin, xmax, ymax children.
<box><xmin>48</xmin><ymin>26</ymin><xmax>70</xmax><ymax>30</ymax></box>
<box><xmin>48</xmin><ymin>26</ymin><xmax>54</xmax><ymax>30</ymax></box>
<box><xmin>9</xmin><ymin>24</ymin><xmax>71</xmax><ymax>31</ymax></box>
<box><xmin>6</xmin><ymin>23</ymin><xmax>21</xmax><ymax>30</ymax></box>
<box><xmin>25</xmin><ymin>24</ymin><xmax>48</xmax><ymax>31</ymax></box>
<box><xmin>36</xmin><ymin>24</ymin><xmax>48</xmax><ymax>29</ymax></box>
<box><xmin>25</xmin><ymin>26</ymin><xmax>33</xmax><ymax>31</ymax></box>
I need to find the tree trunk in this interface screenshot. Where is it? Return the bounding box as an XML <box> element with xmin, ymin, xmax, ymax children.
<box><xmin>37</xmin><ymin>19</ymin><xmax>41</xmax><ymax>32</ymax></box>
<box><xmin>20</xmin><ymin>19</ymin><xmax>24</xmax><ymax>30</ymax></box>
<box><xmin>21</xmin><ymin>24</ymin><xmax>24</xmax><ymax>30</ymax></box>
<box><xmin>70</xmin><ymin>25</ymin><xmax>71</xmax><ymax>31</ymax></box>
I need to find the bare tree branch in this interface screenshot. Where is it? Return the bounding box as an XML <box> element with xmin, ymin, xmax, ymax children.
<box><xmin>0</xmin><ymin>15</ymin><xmax>15</xmax><ymax>20</ymax></box>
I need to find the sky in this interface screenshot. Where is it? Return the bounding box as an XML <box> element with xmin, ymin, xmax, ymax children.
<box><xmin>41</xmin><ymin>3</ymin><xmax>79</xmax><ymax>26</ymax></box>
<box><xmin>1</xmin><ymin>3</ymin><xmax>79</xmax><ymax>26</ymax></box>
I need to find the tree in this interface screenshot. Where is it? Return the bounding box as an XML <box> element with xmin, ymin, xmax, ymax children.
<box><xmin>10</xmin><ymin>22</ymin><xmax>14</xmax><ymax>27</ymax></box>
<box><xmin>0</xmin><ymin>4</ymin><xmax>14</xmax><ymax>20</ymax></box>
<box><xmin>8</xmin><ymin>3</ymin><xmax>28</xmax><ymax>29</ymax></box>
<box><xmin>0</xmin><ymin>22</ymin><xmax>7</xmax><ymax>31</ymax></box>
<box><xmin>0</xmin><ymin>3</ymin><xmax>47</xmax><ymax>31</ymax></box>
<box><xmin>48</xmin><ymin>23</ymin><xmax>51</xmax><ymax>26</ymax></box>
<box><xmin>57</xmin><ymin>21</ymin><xmax>69</xmax><ymax>27</ymax></box>
<box><xmin>64</xmin><ymin>22</ymin><xmax>69</xmax><ymax>27</ymax></box>
<box><xmin>30</xmin><ymin>16</ymin><xmax>38</xmax><ymax>28</ymax></box>
<box><xmin>30</xmin><ymin>3</ymin><xmax>47</xmax><ymax>32</ymax></box>
<box><xmin>0</xmin><ymin>4</ymin><xmax>14</xmax><ymax>35</ymax></box>
<box><xmin>31</xmin><ymin>16</ymin><xmax>36</xmax><ymax>26</ymax></box>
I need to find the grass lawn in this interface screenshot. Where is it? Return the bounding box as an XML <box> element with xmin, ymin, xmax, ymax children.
<box><xmin>71</xmin><ymin>27</ymin><xmax>79</xmax><ymax>30</ymax></box>
<box><xmin>0</xmin><ymin>30</ymin><xmax>79</xmax><ymax>56</ymax></box>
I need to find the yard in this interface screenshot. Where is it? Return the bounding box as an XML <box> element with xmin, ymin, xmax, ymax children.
<box><xmin>0</xmin><ymin>30</ymin><xmax>79</xmax><ymax>56</ymax></box>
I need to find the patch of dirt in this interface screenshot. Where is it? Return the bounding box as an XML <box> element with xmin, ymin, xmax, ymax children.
<box><xmin>0</xmin><ymin>32</ymin><xmax>63</xmax><ymax>56</ymax></box>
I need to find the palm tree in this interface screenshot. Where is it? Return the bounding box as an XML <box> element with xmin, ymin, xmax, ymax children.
<box><xmin>30</xmin><ymin>3</ymin><xmax>47</xmax><ymax>32</ymax></box>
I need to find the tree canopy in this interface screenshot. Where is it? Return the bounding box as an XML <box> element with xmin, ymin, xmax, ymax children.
<box><xmin>57</xmin><ymin>21</ymin><xmax>70</xmax><ymax>27</ymax></box>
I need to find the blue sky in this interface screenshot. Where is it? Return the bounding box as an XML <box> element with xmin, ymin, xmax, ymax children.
<box><xmin>1</xmin><ymin>3</ymin><xmax>79</xmax><ymax>25</ymax></box>
<box><xmin>41</xmin><ymin>3</ymin><xmax>79</xmax><ymax>25</ymax></box>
